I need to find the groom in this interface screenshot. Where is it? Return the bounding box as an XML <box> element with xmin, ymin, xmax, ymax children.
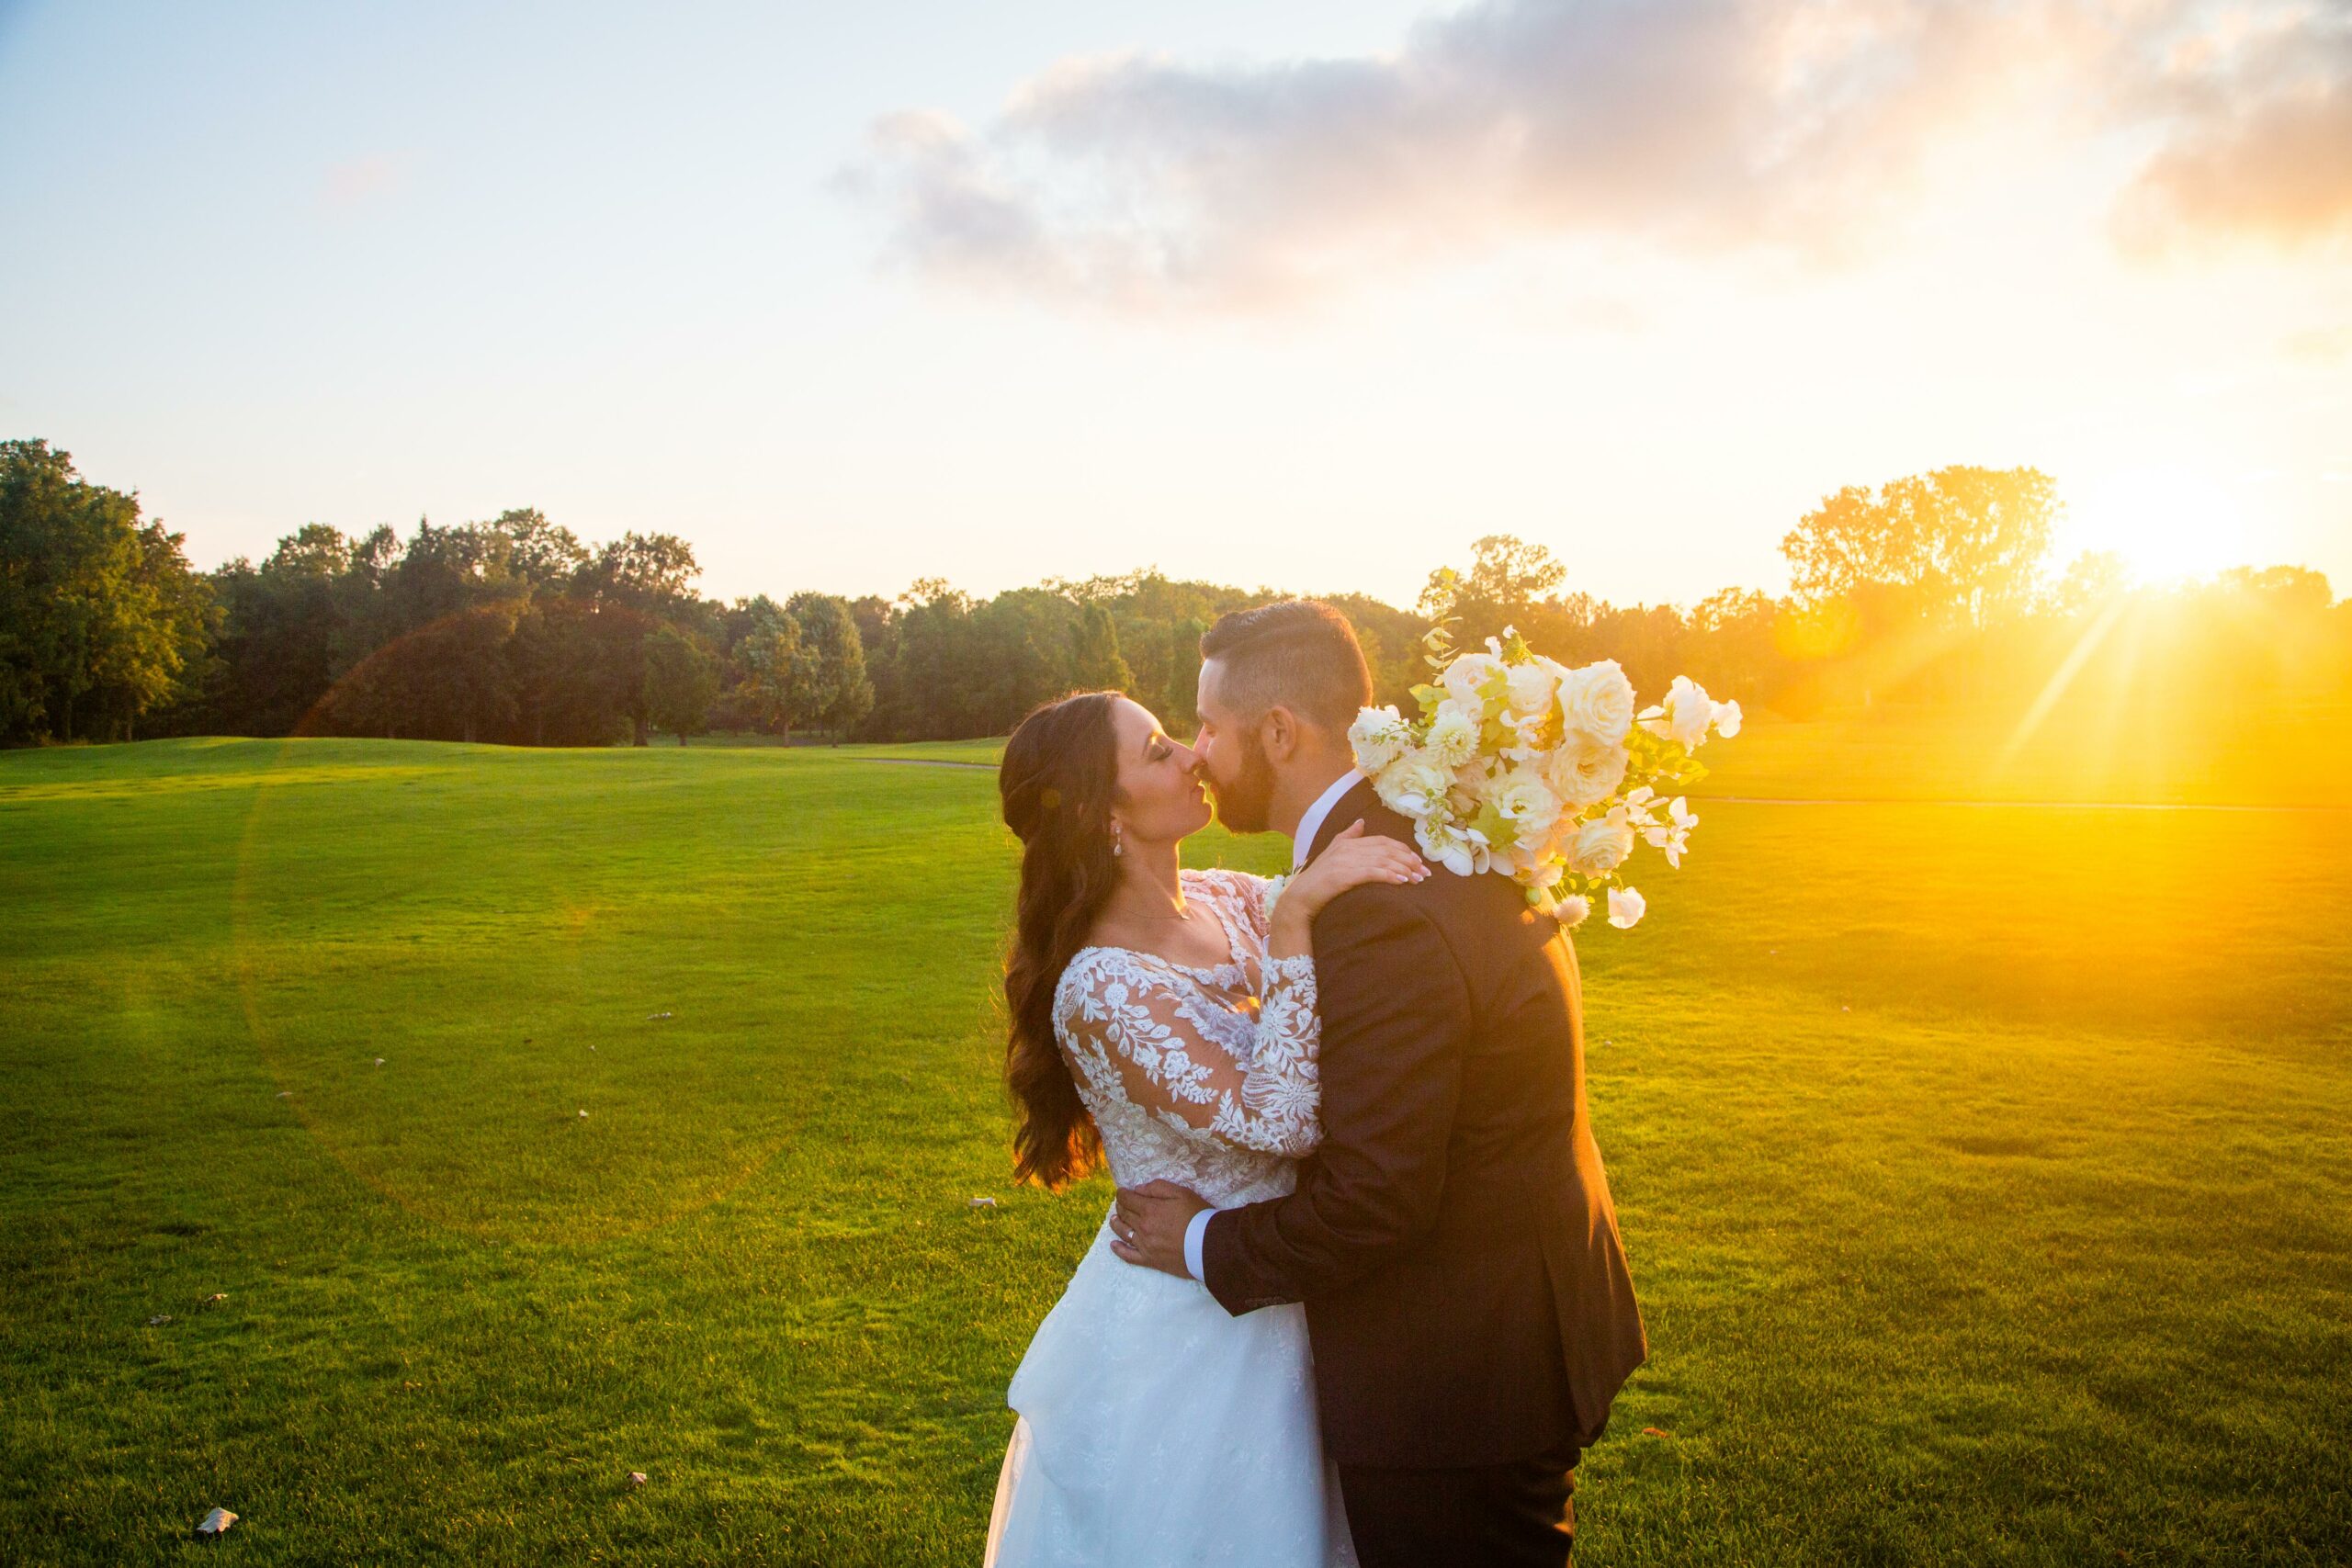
<box><xmin>1109</xmin><ymin>600</ymin><xmax>1647</xmax><ymax>1567</ymax></box>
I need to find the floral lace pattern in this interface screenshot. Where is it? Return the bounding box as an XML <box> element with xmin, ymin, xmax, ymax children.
<box><xmin>1053</xmin><ymin>869</ymin><xmax>1324</xmax><ymax>1208</ymax></box>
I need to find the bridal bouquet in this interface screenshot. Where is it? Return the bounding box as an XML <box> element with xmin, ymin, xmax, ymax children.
<box><xmin>1347</xmin><ymin>626</ymin><xmax>1740</xmax><ymax>931</ymax></box>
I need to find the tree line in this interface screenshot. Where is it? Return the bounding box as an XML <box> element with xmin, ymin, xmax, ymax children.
<box><xmin>3</xmin><ymin>438</ymin><xmax>2346</xmax><ymax>750</ymax></box>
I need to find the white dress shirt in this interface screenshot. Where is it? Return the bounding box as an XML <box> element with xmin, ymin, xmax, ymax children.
<box><xmin>1182</xmin><ymin>767</ymin><xmax>1365</xmax><ymax>1283</ymax></box>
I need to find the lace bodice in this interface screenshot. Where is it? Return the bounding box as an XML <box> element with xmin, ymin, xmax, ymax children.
<box><xmin>1053</xmin><ymin>869</ymin><xmax>1324</xmax><ymax>1208</ymax></box>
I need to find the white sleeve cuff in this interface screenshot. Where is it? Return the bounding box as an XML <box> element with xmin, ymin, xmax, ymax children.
<box><xmin>1183</xmin><ymin>1207</ymin><xmax>1215</xmax><ymax>1283</ymax></box>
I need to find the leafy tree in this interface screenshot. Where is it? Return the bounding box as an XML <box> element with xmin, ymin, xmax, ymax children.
<box><xmin>0</xmin><ymin>439</ymin><xmax>213</xmax><ymax>743</ymax></box>
<box><xmin>1419</xmin><ymin>535</ymin><xmax>1566</xmax><ymax>648</ymax></box>
<box><xmin>786</xmin><ymin>591</ymin><xmax>874</xmax><ymax>741</ymax></box>
<box><xmin>1162</xmin><ymin>617</ymin><xmax>1205</xmax><ymax>729</ymax></box>
<box><xmin>644</xmin><ymin>624</ymin><xmax>720</xmax><ymax>744</ymax></box>
<box><xmin>1781</xmin><ymin>466</ymin><xmax>2057</xmax><ymax>629</ymax></box>
<box><xmin>735</xmin><ymin>618</ymin><xmax>810</xmax><ymax>739</ymax></box>
<box><xmin>2047</xmin><ymin>550</ymin><xmax>2129</xmax><ymax>615</ymax></box>
<box><xmin>1070</xmin><ymin>601</ymin><xmax>1134</xmax><ymax>694</ymax></box>
<box><xmin>574</xmin><ymin>531</ymin><xmax>700</xmax><ymax>745</ymax></box>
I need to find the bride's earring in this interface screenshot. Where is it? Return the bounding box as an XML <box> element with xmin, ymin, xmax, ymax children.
<box><xmin>1111</xmin><ymin>819</ymin><xmax>1124</xmax><ymax>858</ymax></box>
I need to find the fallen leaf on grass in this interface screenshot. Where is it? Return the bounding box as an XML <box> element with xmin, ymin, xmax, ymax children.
<box><xmin>195</xmin><ymin>1506</ymin><xmax>237</xmax><ymax>1538</ymax></box>
<box><xmin>148</xmin><ymin>1314</ymin><xmax>173</xmax><ymax>1326</ymax></box>
<box><xmin>967</xmin><ymin>1197</ymin><xmax>1000</xmax><ymax>1209</ymax></box>
<box><xmin>646</xmin><ymin>1012</ymin><xmax>673</xmax><ymax>1021</ymax></box>
<box><xmin>1641</xmin><ymin>1427</ymin><xmax>1670</xmax><ymax>1438</ymax></box>
<box><xmin>628</xmin><ymin>1471</ymin><xmax>648</xmax><ymax>1487</ymax></box>
<box><xmin>374</xmin><ymin>1057</ymin><xmax>385</xmax><ymax>1066</ymax></box>
<box><xmin>203</xmin><ymin>1293</ymin><xmax>227</xmax><ymax>1304</ymax></box>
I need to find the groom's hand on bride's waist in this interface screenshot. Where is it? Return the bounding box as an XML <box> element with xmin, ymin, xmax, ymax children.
<box><xmin>1110</xmin><ymin>1181</ymin><xmax>1209</xmax><ymax>1278</ymax></box>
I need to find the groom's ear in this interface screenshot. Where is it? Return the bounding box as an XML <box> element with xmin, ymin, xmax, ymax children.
<box><xmin>1260</xmin><ymin>704</ymin><xmax>1303</xmax><ymax>762</ymax></box>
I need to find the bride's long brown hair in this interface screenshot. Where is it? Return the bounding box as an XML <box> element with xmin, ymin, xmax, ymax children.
<box><xmin>998</xmin><ymin>690</ymin><xmax>1124</xmax><ymax>1190</ymax></box>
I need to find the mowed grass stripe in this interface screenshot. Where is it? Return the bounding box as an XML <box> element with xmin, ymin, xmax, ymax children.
<box><xmin>1</xmin><ymin>738</ymin><xmax>2346</xmax><ymax>1565</ymax></box>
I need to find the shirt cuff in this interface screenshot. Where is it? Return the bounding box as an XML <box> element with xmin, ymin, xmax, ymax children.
<box><xmin>1183</xmin><ymin>1207</ymin><xmax>1215</xmax><ymax>1283</ymax></box>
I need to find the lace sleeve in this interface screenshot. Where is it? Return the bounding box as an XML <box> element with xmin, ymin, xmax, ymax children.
<box><xmin>1057</xmin><ymin>952</ymin><xmax>1323</xmax><ymax>1157</ymax></box>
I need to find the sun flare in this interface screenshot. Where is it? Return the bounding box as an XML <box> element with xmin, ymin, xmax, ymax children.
<box><xmin>2062</xmin><ymin>467</ymin><xmax>2258</xmax><ymax>585</ymax></box>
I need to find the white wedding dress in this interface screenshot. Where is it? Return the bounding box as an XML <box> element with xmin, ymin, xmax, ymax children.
<box><xmin>983</xmin><ymin>869</ymin><xmax>1358</xmax><ymax>1568</ymax></box>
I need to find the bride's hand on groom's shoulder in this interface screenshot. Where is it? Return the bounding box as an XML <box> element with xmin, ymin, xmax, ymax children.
<box><xmin>1110</xmin><ymin>1180</ymin><xmax>1210</xmax><ymax>1277</ymax></box>
<box><xmin>1271</xmin><ymin>821</ymin><xmax>1429</xmax><ymax>957</ymax></box>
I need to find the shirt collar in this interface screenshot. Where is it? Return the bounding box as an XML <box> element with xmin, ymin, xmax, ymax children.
<box><xmin>1291</xmin><ymin>769</ymin><xmax>1365</xmax><ymax>873</ymax></box>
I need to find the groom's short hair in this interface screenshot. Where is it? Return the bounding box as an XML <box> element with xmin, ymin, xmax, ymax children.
<box><xmin>1199</xmin><ymin>600</ymin><xmax>1373</xmax><ymax>735</ymax></box>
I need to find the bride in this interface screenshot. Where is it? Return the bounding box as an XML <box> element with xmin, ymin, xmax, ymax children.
<box><xmin>985</xmin><ymin>689</ymin><xmax>1427</xmax><ymax>1568</ymax></box>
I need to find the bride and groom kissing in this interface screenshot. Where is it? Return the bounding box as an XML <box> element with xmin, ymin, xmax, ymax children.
<box><xmin>986</xmin><ymin>601</ymin><xmax>1646</xmax><ymax>1568</ymax></box>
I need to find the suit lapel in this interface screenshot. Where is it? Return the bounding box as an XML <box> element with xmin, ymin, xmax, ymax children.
<box><xmin>1302</xmin><ymin>776</ymin><xmax>1385</xmax><ymax>868</ymax></box>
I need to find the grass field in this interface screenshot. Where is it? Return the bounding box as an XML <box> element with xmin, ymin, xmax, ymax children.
<box><xmin>4</xmin><ymin>736</ymin><xmax>2349</xmax><ymax>1564</ymax></box>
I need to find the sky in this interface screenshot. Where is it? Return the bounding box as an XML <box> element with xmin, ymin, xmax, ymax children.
<box><xmin>1</xmin><ymin>0</ymin><xmax>2346</xmax><ymax>612</ymax></box>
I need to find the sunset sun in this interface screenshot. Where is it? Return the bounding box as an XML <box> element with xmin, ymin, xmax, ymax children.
<box><xmin>2064</xmin><ymin>466</ymin><xmax>2257</xmax><ymax>584</ymax></box>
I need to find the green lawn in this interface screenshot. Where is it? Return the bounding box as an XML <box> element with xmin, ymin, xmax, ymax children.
<box><xmin>2</xmin><ymin>737</ymin><xmax>2346</xmax><ymax>1564</ymax></box>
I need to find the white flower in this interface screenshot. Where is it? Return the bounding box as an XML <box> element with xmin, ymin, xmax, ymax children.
<box><xmin>1513</xmin><ymin>852</ymin><xmax>1566</xmax><ymax>890</ymax></box>
<box><xmin>1567</xmin><ymin>812</ymin><xmax>1635</xmax><ymax>876</ymax></box>
<box><xmin>1415</xmin><ymin>816</ymin><xmax>1490</xmax><ymax>876</ymax></box>
<box><xmin>1638</xmin><ymin>675</ymin><xmax>1718</xmax><ymax>749</ymax></box>
<box><xmin>1348</xmin><ymin>705</ymin><xmax>1413</xmax><ymax>773</ymax></box>
<box><xmin>1374</xmin><ymin>750</ymin><xmax>1451</xmax><ymax>818</ymax></box>
<box><xmin>1712</xmin><ymin>698</ymin><xmax>1743</xmax><ymax>739</ymax></box>
<box><xmin>1503</xmin><ymin>661</ymin><xmax>1558</xmax><ymax>721</ymax></box>
<box><xmin>1423</xmin><ymin>701</ymin><xmax>1479</xmax><ymax>768</ymax></box>
<box><xmin>1448</xmin><ymin>757</ymin><xmax>1490</xmax><ymax>818</ymax></box>
<box><xmin>1544</xmin><ymin>728</ymin><xmax>1630</xmax><ymax>809</ymax></box>
<box><xmin>1555</xmin><ymin>893</ymin><xmax>1591</xmax><ymax>928</ymax></box>
<box><xmin>1607</xmin><ymin>886</ymin><xmax>1647</xmax><ymax>929</ymax></box>
<box><xmin>1488</xmin><ymin>768</ymin><xmax>1563</xmax><ymax>840</ymax></box>
<box><xmin>1261</xmin><ymin>874</ymin><xmax>1290</xmax><ymax>922</ymax></box>
<box><xmin>1441</xmin><ymin>652</ymin><xmax>1510</xmax><ymax>718</ymax></box>
<box><xmin>1556</xmin><ymin>660</ymin><xmax>1635</xmax><ymax>744</ymax></box>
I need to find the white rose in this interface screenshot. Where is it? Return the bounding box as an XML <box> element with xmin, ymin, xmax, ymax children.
<box><xmin>1414</xmin><ymin>816</ymin><xmax>1490</xmax><ymax>876</ymax></box>
<box><xmin>1712</xmin><ymin>698</ymin><xmax>1743</xmax><ymax>739</ymax></box>
<box><xmin>1489</xmin><ymin>767</ymin><xmax>1563</xmax><ymax>840</ymax></box>
<box><xmin>1638</xmin><ymin>675</ymin><xmax>1715</xmax><ymax>749</ymax></box>
<box><xmin>1544</xmin><ymin>728</ymin><xmax>1630</xmax><ymax>809</ymax></box>
<box><xmin>1348</xmin><ymin>705</ymin><xmax>1412</xmax><ymax>773</ymax></box>
<box><xmin>1441</xmin><ymin>652</ymin><xmax>1510</xmax><ymax>718</ymax></box>
<box><xmin>1503</xmin><ymin>661</ymin><xmax>1557</xmax><ymax>721</ymax></box>
<box><xmin>1422</xmin><ymin>701</ymin><xmax>1479</xmax><ymax>768</ymax></box>
<box><xmin>1567</xmin><ymin>813</ymin><xmax>1635</xmax><ymax>876</ymax></box>
<box><xmin>1374</xmin><ymin>750</ymin><xmax>1451</xmax><ymax>818</ymax></box>
<box><xmin>1556</xmin><ymin>660</ymin><xmax>1635</xmax><ymax>744</ymax></box>
<box><xmin>1512</xmin><ymin>851</ymin><xmax>1566</xmax><ymax>890</ymax></box>
<box><xmin>1607</xmin><ymin>886</ymin><xmax>1647</xmax><ymax>929</ymax></box>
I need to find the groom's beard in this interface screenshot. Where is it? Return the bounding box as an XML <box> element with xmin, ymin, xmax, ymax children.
<box><xmin>1209</xmin><ymin>733</ymin><xmax>1276</xmax><ymax>835</ymax></box>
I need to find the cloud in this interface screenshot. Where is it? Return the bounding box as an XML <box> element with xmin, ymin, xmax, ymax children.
<box><xmin>842</xmin><ymin>0</ymin><xmax>2352</xmax><ymax>314</ymax></box>
<box><xmin>2106</xmin><ymin>3</ymin><xmax>2352</xmax><ymax>257</ymax></box>
<box><xmin>320</xmin><ymin>153</ymin><xmax>409</xmax><ymax>209</ymax></box>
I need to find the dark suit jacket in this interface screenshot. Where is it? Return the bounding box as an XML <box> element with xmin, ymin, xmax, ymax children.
<box><xmin>1201</xmin><ymin>778</ymin><xmax>1646</xmax><ymax>1469</ymax></box>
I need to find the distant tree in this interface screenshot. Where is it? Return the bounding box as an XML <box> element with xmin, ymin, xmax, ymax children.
<box><xmin>644</xmin><ymin>624</ymin><xmax>720</xmax><ymax>744</ymax></box>
<box><xmin>574</xmin><ymin>531</ymin><xmax>700</xmax><ymax>745</ymax></box>
<box><xmin>1419</xmin><ymin>535</ymin><xmax>1567</xmax><ymax>649</ymax></box>
<box><xmin>0</xmin><ymin>439</ymin><xmax>213</xmax><ymax>743</ymax></box>
<box><xmin>735</xmin><ymin>618</ymin><xmax>811</xmax><ymax>739</ymax></box>
<box><xmin>1162</xmin><ymin>617</ymin><xmax>1205</xmax><ymax>729</ymax></box>
<box><xmin>486</xmin><ymin>507</ymin><xmax>588</xmax><ymax>592</ymax></box>
<box><xmin>786</xmin><ymin>591</ymin><xmax>873</xmax><ymax>741</ymax></box>
<box><xmin>2047</xmin><ymin>550</ymin><xmax>2130</xmax><ymax>615</ymax></box>
<box><xmin>1070</xmin><ymin>601</ymin><xmax>1134</xmax><ymax>694</ymax></box>
<box><xmin>1782</xmin><ymin>466</ymin><xmax>2058</xmax><ymax>629</ymax></box>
